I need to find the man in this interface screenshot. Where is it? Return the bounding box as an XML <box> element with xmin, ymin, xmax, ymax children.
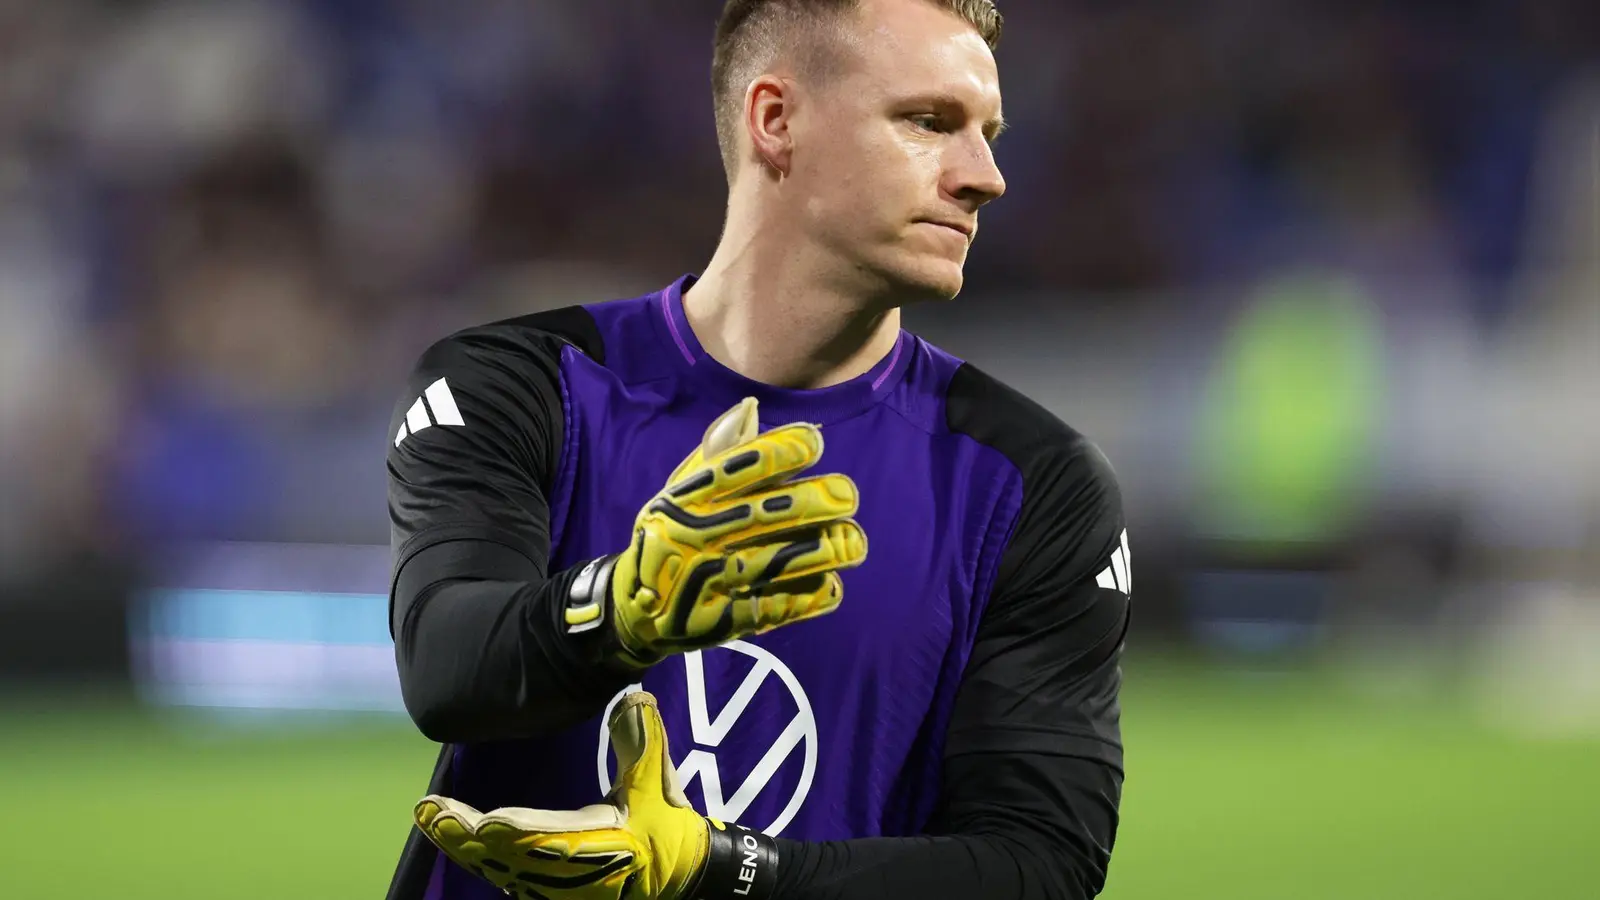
<box><xmin>385</xmin><ymin>2</ymin><xmax>1131</xmax><ymax>899</ymax></box>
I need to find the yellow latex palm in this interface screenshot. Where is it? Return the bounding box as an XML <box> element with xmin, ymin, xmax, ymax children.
<box><xmin>415</xmin><ymin>693</ymin><xmax>713</xmax><ymax>900</ymax></box>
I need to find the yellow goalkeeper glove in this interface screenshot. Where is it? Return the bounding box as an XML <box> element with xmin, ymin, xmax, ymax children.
<box><xmin>563</xmin><ymin>396</ymin><xmax>868</xmax><ymax>668</ymax></box>
<box><xmin>414</xmin><ymin>691</ymin><xmax>778</xmax><ymax>900</ymax></box>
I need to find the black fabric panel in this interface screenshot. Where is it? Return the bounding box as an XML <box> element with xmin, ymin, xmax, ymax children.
<box><xmin>385</xmin><ymin>307</ymin><xmax>637</xmax><ymax>900</ymax></box>
<box><xmin>501</xmin><ymin>304</ymin><xmax>607</xmax><ymax>365</ymax></box>
<box><xmin>769</xmin><ymin>362</ymin><xmax>1131</xmax><ymax>900</ymax></box>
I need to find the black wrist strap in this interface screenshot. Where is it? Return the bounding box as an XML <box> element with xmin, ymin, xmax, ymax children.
<box><xmin>562</xmin><ymin>553</ymin><xmax>663</xmax><ymax>672</ymax></box>
<box><xmin>692</xmin><ymin>822</ymin><xmax>780</xmax><ymax>900</ymax></box>
<box><xmin>562</xmin><ymin>555</ymin><xmax>614</xmax><ymax>639</ymax></box>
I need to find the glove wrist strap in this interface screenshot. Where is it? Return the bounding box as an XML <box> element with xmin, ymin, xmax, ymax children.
<box><xmin>563</xmin><ymin>554</ymin><xmax>661</xmax><ymax>671</ymax></box>
<box><xmin>692</xmin><ymin>823</ymin><xmax>780</xmax><ymax>900</ymax></box>
<box><xmin>563</xmin><ymin>555</ymin><xmax>617</xmax><ymax>635</ymax></box>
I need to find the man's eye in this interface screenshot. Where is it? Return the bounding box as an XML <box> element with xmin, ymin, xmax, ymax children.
<box><xmin>908</xmin><ymin>115</ymin><xmax>941</xmax><ymax>132</ymax></box>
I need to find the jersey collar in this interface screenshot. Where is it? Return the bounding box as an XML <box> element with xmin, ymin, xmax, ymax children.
<box><xmin>654</xmin><ymin>274</ymin><xmax>913</xmax><ymax>427</ymax></box>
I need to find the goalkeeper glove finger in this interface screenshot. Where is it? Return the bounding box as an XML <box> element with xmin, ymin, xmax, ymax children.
<box><xmin>564</xmin><ymin>397</ymin><xmax>869</xmax><ymax>668</ymax></box>
<box><xmin>413</xmin><ymin>691</ymin><xmax>778</xmax><ymax>900</ymax></box>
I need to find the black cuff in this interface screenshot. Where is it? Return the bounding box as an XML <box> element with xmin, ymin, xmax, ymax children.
<box><xmin>556</xmin><ymin>555</ymin><xmax>623</xmax><ymax>667</ymax></box>
<box><xmin>560</xmin><ymin>554</ymin><xmax>660</xmax><ymax>674</ymax></box>
<box><xmin>562</xmin><ymin>555</ymin><xmax>616</xmax><ymax>635</ymax></box>
<box><xmin>693</xmin><ymin>823</ymin><xmax>779</xmax><ymax>900</ymax></box>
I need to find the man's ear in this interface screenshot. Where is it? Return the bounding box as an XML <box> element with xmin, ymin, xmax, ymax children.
<box><xmin>745</xmin><ymin>75</ymin><xmax>795</xmax><ymax>177</ymax></box>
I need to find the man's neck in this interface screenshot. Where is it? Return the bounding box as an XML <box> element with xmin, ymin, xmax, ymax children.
<box><xmin>683</xmin><ymin>228</ymin><xmax>902</xmax><ymax>391</ymax></box>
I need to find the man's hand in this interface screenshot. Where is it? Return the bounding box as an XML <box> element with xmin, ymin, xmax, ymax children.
<box><xmin>565</xmin><ymin>396</ymin><xmax>868</xmax><ymax>668</ymax></box>
<box><xmin>414</xmin><ymin>691</ymin><xmax>778</xmax><ymax>900</ymax></box>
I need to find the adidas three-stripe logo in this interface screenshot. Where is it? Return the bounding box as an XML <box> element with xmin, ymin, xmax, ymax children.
<box><xmin>394</xmin><ymin>378</ymin><xmax>466</xmax><ymax>447</ymax></box>
<box><xmin>1095</xmin><ymin>529</ymin><xmax>1132</xmax><ymax>595</ymax></box>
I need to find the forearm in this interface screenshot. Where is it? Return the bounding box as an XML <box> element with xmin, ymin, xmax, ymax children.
<box><xmin>393</xmin><ymin>539</ymin><xmax>636</xmax><ymax>743</ymax></box>
<box><xmin>771</xmin><ymin>832</ymin><xmax>1103</xmax><ymax>900</ymax></box>
<box><xmin>768</xmin><ymin>743</ymin><xmax>1121</xmax><ymax>900</ymax></box>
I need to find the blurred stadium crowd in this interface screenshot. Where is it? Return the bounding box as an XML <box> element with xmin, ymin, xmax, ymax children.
<box><xmin>0</xmin><ymin>0</ymin><xmax>1596</xmax><ymax>712</ymax></box>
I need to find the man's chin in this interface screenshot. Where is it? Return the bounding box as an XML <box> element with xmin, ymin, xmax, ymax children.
<box><xmin>880</xmin><ymin>256</ymin><xmax>965</xmax><ymax>303</ymax></box>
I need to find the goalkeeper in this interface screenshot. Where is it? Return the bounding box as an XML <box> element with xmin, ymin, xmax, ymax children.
<box><xmin>385</xmin><ymin>2</ymin><xmax>1130</xmax><ymax>899</ymax></box>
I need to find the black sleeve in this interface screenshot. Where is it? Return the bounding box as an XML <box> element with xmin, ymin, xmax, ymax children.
<box><xmin>388</xmin><ymin>315</ymin><xmax>635</xmax><ymax>743</ymax></box>
<box><xmin>765</xmin><ymin>372</ymin><xmax>1130</xmax><ymax>900</ymax></box>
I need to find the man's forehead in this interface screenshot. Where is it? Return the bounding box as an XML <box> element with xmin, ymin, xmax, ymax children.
<box><xmin>838</xmin><ymin>5</ymin><xmax>1000</xmax><ymax>92</ymax></box>
<box><xmin>847</xmin><ymin>32</ymin><xmax>1002</xmax><ymax>115</ymax></box>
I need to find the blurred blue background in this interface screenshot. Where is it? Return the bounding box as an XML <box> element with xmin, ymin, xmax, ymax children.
<box><xmin>0</xmin><ymin>1</ymin><xmax>1597</xmax><ymax>897</ymax></box>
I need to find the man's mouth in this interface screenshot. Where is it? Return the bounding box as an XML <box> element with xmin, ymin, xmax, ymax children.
<box><xmin>917</xmin><ymin>219</ymin><xmax>974</xmax><ymax>241</ymax></box>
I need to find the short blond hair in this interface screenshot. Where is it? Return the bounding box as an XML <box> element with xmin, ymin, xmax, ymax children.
<box><xmin>711</xmin><ymin>0</ymin><xmax>1003</xmax><ymax>181</ymax></box>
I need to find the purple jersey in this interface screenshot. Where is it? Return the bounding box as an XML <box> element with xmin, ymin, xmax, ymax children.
<box><xmin>385</xmin><ymin>277</ymin><xmax>1129</xmax><ymax>900</ymax></box>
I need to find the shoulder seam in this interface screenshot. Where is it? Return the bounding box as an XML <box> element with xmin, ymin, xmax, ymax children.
<box><xmin>944</xmin><ymin>360</ymin><xmax>1093</xmax><ymax>462</ymax></box>
<box><xmin>458</xmin><ymin>304</ymin><xmax>607</xmax><ymax>365</ymax></box>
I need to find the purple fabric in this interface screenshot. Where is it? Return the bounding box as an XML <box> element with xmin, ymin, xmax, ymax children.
<box><xmin>432</xmin><ymin>277</ymin><xmax>1024</xmax><ymax>899</ymax></box>
<box><xmin>868</xmin><ymin>335</ymin><xmax>905</xmax><ymax>392</ymax></box>
<box><xmin>659</xmin><ymin>287</ymin><xmax>697</xmax><ymax>366</ymax></box>
<box><xmin>544</xmin><ymin>343</ymin><xmax>583</xmax><ymax>556</ymax></box>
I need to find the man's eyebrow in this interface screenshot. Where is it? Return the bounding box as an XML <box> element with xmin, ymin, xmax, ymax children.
<box><xmin>905</xmin><ymin>92</ymin><xmax>1009</xmax><ymax>141</ymax></box>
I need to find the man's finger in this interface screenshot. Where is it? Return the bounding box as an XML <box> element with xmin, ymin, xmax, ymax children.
<box><xmin>714</xmin><ymin>521</ymin><xmax>868</xmax><ymax>592</ymax></box>
<box><xmin>645</xmin><ymin>473</ymin><xmax>859</xmax><ymax>549</ymax></box>
<box><xmin>663</xmin><ymin>423</ymin><xmax>826</xmax><ymax>504</ymax></box>
<box><xmin>738</xmin><ymin>571</ymin><xmax>847</xmax><ymax>634</ymax></box>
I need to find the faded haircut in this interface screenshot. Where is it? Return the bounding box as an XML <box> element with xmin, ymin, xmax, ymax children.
<box><xmin>710</xmin><ymin>0</ymin><xmax>1002</xmax><ymax>181</ymax></box>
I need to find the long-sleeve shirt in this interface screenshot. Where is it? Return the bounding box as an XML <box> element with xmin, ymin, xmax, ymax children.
<box><xmin>384</xmin><ymin>275</ymin><xmax>1131</xmax><ymax>900</ymax></box>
